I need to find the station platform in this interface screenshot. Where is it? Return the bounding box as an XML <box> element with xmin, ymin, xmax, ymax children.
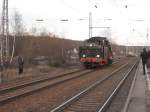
<box><xmin>122</xmin><ymin>61</ymin><xmax>150</xmax><ymax>112</ymax></box>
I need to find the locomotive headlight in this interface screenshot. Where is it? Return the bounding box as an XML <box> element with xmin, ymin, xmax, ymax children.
<box><xmin>96</xmin><ymin>55</ymin><xmax>100</xmax><ymax>58</ymax></box>
<box><xmin>82</xmin><ymin>54</ymin><xmax>86</xmax><ymax>58</ymax></box>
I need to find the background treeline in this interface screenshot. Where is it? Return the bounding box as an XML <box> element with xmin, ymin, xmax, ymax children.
<box><xmin>9</xmin><ymin>35</ymin><xmax>142</xmax><ymax>67</ymax></box>
<box><xmin>10</xmin><ymin>35</ymin><xmax>82</xmax><ymax>66</ymax></box>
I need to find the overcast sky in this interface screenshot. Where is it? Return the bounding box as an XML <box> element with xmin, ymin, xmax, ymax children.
<box><xmin>1</xmin><ymin>0</ymin><xmax>150</xmax><ymax>45</ymax></box>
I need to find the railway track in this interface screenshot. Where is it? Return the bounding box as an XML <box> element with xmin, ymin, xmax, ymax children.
<box><xmin>0</xmin><ymin>69</ymin><xmax>94</xmax><ymax>104</ymax></box>
<box><xmin>105</xmin><ymin>60</ymin><xmax>139</xmax><ymax>112</ymax></box>
<box><xmin>0</xmin><ymin>59</ymin><xmax>119</xmax><ymax>92</ymax></box>
<box><xmin>0</xmin><ymin>59</ymin><xmax>120</xmax><ymax>104</ymax></box>
<box><xmin>51</xmin><ymin>59</ymin><xmax>138</xmax><ymax>112</ymax></box>
<box><xmin>0</xmin><ymin>69</ymin><xmax>84</xmax><ymax>92</ymax></box>
<box><xmin>0</xmin><ymin>58</ymin><xmax>120</xmax><ymax>93</ymax></box>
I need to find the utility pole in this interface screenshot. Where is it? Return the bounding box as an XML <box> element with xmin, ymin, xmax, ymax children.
<box><xmin>88</xmin><ymin>12</ymin><xmax>111</xmax><ymax>39</ymax></box>
<box><xmin>0</xmin><ymin>0</ymin><xmax>9</xmax><ymax>68</ymax></box>
<box><xmin>89</xmin><ymin>12</ymin><xmax>92</xmax><ymax>38</ymax></box>
<box><xmin>0</xmin><ymin>0</ymin><xmax>9</xmax><ymax>83</ymax></box>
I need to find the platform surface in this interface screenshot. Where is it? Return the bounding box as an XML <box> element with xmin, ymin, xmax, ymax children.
<box><xmin>127</xmin><ymin>62</ymin><xmax>150</xmax><ymax>112</ymax></box>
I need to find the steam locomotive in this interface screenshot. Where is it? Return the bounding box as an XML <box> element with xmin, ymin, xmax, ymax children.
<box><xmin>79</xmin><ymin>37</ymin><xmax>113</xmax><ymax>68</ymax></box>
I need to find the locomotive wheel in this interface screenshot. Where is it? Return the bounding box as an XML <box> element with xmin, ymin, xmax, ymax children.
<box><xmin>84</xmin><ymin>64</ymin><xmax>90</xmax><ymax>69</ymax></box>
<box><xmin>84</xmin><ymin>63</ymin><xmax>93</xmax><ymax>69</ymax></box>
<box><xmin>108</xmin><ymin>59</ymin><xmax>113</xmax><ymax>65</ymax></box>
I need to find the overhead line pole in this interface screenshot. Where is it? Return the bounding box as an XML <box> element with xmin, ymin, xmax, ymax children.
<box><xmin>89</xmin><ymin>12</ymin><xmax>92</xmax><ymax>38</ymax></box>
<box><xmin>0</xmin><ymin>0</ymin><xmax>9</xmax><ymax>68</ymax></box>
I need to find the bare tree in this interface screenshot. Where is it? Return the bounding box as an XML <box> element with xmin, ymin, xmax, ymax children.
<box><xmin>10</xmin><ymin>10</ymin><xmax>26</xmax><ymax>63</ymax></box>
<box><xmin>11</xmin><ymin>10</ymin><xmax>26</xmax><ymax>36</ymax></box>
<box><xmin>40</xmin><ymin>27</ymin><xmax>49</xmax><ymax>36</ymax></box>
<box><xmin>30</xmin><ymin>26</ymin><xmax>37</xmax><ymax>35</ymax></box>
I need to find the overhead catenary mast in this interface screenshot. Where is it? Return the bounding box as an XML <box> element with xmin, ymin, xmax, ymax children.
<box><xmin>0</xmin><ymin>0</ymin><xmax>9</xmax><ymax>68</ymax></box>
